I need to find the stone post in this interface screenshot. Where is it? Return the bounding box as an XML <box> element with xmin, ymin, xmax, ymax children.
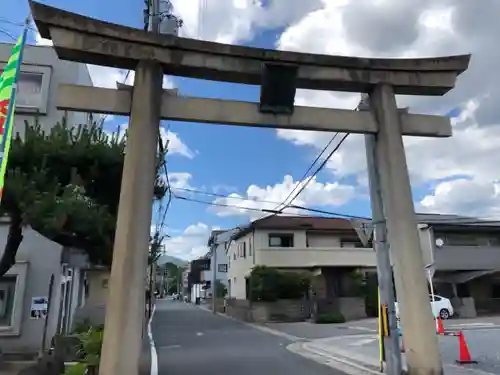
<box><xmin>98</xmin><ymin>61</ymin><xmax>163</xmax><ymax>375</ymax></box>
<box><xmin>369</xmin><ymin>84</ymin><xmax>443</xmax><ymax>375</ymax></box>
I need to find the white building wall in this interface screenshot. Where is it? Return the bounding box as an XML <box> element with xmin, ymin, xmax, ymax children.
<box><xmin>0</xmin><ymin>43</ymin><xmax>95</xmax><ymax>138</ymax></box>
<box><xmin>227</xmin><ymin>234</ymin><xmax>255</xmax><ymax>299</ymax></box>
<box><xmin>213</xmin><ymin>242</ymin><xmax>229</xmax><ymax>286</ymax></box>
<box><xmin>0</xmin><ymin>222</ymin><xmax>64</xmax><ymax>354</ymax></box>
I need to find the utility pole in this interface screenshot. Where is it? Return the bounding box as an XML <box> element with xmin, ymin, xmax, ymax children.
<box><xmin>151</xmin><ymin>0</ymin><xmax>161</xmax><ymax>32</ymax></box>
<box><xmin>212</xmin><ymin>244</ymin><xmax>217</xmax><ymax>314</ymax></box>
<box><xmin>361</xmin><ymin>96</ymin><xmax>402</xmax><ymax>375</ymax></box>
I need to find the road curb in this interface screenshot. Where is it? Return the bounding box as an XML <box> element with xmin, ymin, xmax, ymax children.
<box><xmin>287</xmin><ymin>341</ymin><xmax>381</xmax><ymax>375</ymax></box>
<box><xmin>147</xmin><ymin>304</ymin><xmax>158</xmax><ymax>375</ymax></box>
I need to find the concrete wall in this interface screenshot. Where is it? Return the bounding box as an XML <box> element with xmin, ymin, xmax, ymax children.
<box><xmin>0</xmin><ymin>43</ymin><xmax>94</xmax><ymax>137</ymax></box>
<box><xmin>200</xmin><ymin>243</ymin><xmax>229</xmax><ymax>297</ymax></box>
<box><xmin>226</xmin><ymin>299</ymin><xmax>308</xmax><ymax>323</ymax></box>
<box><xmin>73</xmin><ymin>269</ymin><xmax>110</xmax><ymax>327</ymax></box>
<box><xmin>434</xmin><ymin>246</ymin><xmax>500</xmax><ymax>270</ymax></box>
<box><xmin>0</xmin><ymin>224</ymin><xmax>64</xmax><ymax>354</ymax></box>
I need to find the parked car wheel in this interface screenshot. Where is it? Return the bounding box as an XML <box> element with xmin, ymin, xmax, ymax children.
<box><xmin>439</xmin><ymin>308</ymin><xmax>450</xmax><ymax>320</ymax></box>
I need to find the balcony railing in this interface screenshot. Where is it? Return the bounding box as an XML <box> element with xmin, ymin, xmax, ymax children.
<box><xmin>256</xmin><ymin>247</ymin><xmax>376</xmax><ymax>268</ymax></box>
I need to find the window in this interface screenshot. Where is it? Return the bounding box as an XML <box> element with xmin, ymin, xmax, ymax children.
<box><xmin>269</xmin><ymin>234</ymin><xmax>294</xmax><ymax>247</ymax></box>
<box><xmin>430</xmin><ymin>295</ymin><xmax>441</xmax><ymax>302</ymax></box>
<box><xmin>443</xmin><ymin>234</ymin><xmax>500</xmax><ymax>247</ymax></box>
<box><xmin>233</xmin><ymin>252</ymin><xmax>236</xmax><ymax>260</ymax></box>
<box><xmin>0</xmin><ymin>65</ymin><xmax>51</xmax><ymax>114</ymax></box>
<box><xmin>456</xmin><ymin>283</ymin><xmax>471</xmax><ymax>298</ymax></box>
<box><xmin>218</xmin><ymin>264</ymin><xmax>228</xmax><ymax>273</ymax></box>
<box><xmin>17</xmin><ymin>72</ymin><xmax>43</xmax><ymax>109</ymax></box>
<box><xmin>0</xmin><ymin>276</ymin><xmax>16</xmax><ymax>327</ymax></box>
<box><xmin>249</xmin><ymin>240</ymin><xmax>252</xmax><ymax>256</ymax></box>
<box><xmin>237</xmin><ymin>242</ymin><xmax>246</xmax><ymax>258</ymax></box>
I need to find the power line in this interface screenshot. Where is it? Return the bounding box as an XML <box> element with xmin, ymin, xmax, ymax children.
<box><xmin>172</xmin><ymin>186</ymin><xmax>368</xmax><ymax>220</ymax></box>
<box><xmin>274</xmin><ymin>132</ymin><xmax>339</xmax><ymax>212</ymax></box>
<box><xmin>173</xmin><ymin>186</ymin><xmax>291</xmax><ymax>206</ymax></box>
<box><xmin>174</xmin><ymin>194</ymin><xmax>297</xmax><ymax>215</ymax></box>
<box><xmin>154</xmin><ymin>127</ymin><xmax>174</xmax><ymax>242</ymax></box>
<box><xmin>172</xmin><ymin>190</ymin><xmax>369</xmax><ymax>220</ymax></box>
<box><xmin>281</xmin><ymin>133</ymin><xmax>350</xmax><ymax>211</ymax></box>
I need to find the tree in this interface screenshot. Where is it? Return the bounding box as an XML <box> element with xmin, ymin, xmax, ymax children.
<box><xmin>164</xmin><ymin>262</ymin><xmax>181</xmax><ymax>294</ymax></box>
<box><xmin>0</xmin><ymin>118</ymin><xmax>166</xmax><ymax>277</ymax></box>
<box><xmin>214</xmin><ymin>279</ymin><xmax>226</xmax><ymax>298</ymax></box>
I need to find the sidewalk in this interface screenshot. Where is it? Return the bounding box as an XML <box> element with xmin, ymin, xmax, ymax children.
<box><xmin>287</xmin><ymin>333</ymin><xmax>500</xmax><ymax>375</ymax></box>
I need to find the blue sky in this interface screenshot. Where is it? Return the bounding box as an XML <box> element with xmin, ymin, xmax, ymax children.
<box><xmin>2</xmin><ymin>0</ymin><xmax>497</xmax><ymax>260</ymax></box>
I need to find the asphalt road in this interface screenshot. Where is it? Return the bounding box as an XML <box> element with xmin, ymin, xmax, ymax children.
<box><xmin>151</xmin><ymin>300</ymin><xmax>347</xmax><ymax>375</ymax></box>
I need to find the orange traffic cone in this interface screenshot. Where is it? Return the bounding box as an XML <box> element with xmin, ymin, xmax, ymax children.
<box><xmin>436</xmin><ymin>316</ymin><xmax>445</xmax><ymax>335</ymax></box>
<box><xmin>456</xmin><ymin>331</ymin><xmax>478</xmax><ymax>364</ymax></box>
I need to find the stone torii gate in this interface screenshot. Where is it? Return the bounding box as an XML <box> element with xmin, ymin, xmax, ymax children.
<box><xmin>30</xmin><ymin>3</ymin><xmax>470</xmax><ymax>375</ymax></box>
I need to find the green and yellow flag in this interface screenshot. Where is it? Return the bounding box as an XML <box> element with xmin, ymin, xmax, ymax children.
<box><xmin>0</xmin><ymin>24</ymin><xmax>28</xmax><ymax>201</ymax></box>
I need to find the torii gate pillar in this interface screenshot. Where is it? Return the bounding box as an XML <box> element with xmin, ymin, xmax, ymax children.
<box><xmin>98</xmin><ymin>61</ymin><xmax>163</xmax><ymax>375</ymax></box>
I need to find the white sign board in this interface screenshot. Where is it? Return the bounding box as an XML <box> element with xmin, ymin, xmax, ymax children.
<box><xmin>350</xmin><ymin>219</ymin><xmax>373</xmax><ymax>247</ymax></box>
<box><xmin>30</xmin><ymin>296</ymin><xmax>48</xmax><ymax>320</ymax></box>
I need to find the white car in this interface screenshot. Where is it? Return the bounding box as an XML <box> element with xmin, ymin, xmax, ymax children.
<box><xmin>395</xmin><ymin>295</ymin><xmax>454</xmax><ymax>320</ymax></box>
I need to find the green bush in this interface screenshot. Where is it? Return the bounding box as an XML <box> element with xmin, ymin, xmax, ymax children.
<box><xmin>62</xmin><ymin>325</ymin><xmax>104</xmax><ymax>375</ymax></box>
<box><xmin>315</xmin><ymin>312</ymin><xmax>346</xmax><ymax>324</ymax></box>
<box><xmin>72</xmin><ymin>319</ymin><xmax>104</xmax><ymax>335</ymax></box>
<box><xmin>64</xmin><ymin>362</ymin><xmax>87</xmax><ymax>375</ymax></box>
<box><xmin>77</xmin><ymin>327</ymin><xmax>103</xmax><ymax>367</ymax></box>
<box><xmin>249</xmin><ymin>266</ymin><xmax>310</xmax><ymax>302</ymax></box>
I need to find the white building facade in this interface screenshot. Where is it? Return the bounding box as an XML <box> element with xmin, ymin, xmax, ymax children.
<box><xmin>0</xmin><ymin>42</ymin><xmax>95</xmax><ymax>354</ymax></box>
<box><xmin>0</xmin><ymin>43</ymin><xmax>94</xmax><ymax>136</ymax></box>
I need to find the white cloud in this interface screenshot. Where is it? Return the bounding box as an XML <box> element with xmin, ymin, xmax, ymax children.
<box><xmin>168</xmin><ymin>172</ymin><xmax>194</xmax><ymax>189</ymax></box>
<box><xmin>107</xmin><ymin>123</ymin><xmax>194</xmax><ymax>159</ymax></box>
<box><xmin>274</xmin><ymin>0</ymin><xmax>500</xmax><ymax>216</ymax></box>
<box><xmin>87</xmin><ymin>66</ymin><xmax>174</xmax><ymax>90</ymax></box>
<box><xmin>210</xmin><ymin>175</ymin><xmax>355</xmax><ymax>219</ymax></box>
<box><xmin>163</xmin><ymin>222</ymin><xmax>212</xmax><ymax>260</ymax></box>
<box><xmin>171</xmin><ymin>0</ymin><xmax>323</xmax><ymax>43</ymax></box>
<box><xmin>419</xmin><ymin>179</ymin><xmax>500</xmax><ymax>218</ymax></box>
<box><xmin>160</xmin><ymin>128</ymin><xmax>195</xmax><ymax>159</ymax></box>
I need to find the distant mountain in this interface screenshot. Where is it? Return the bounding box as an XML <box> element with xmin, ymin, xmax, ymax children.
<box><xmin>157</xmin><ymin>254</ymin><xmax>188</xmax><ymax>267</ymax></box>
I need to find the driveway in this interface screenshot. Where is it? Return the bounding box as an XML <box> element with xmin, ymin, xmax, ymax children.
<box><xmin>262</xmin><ymin>316</ymin><xmax>500</xmax><ymax>340</ymax></box>
<box><xmin>289</xmin><ymin>329</ymin><xmax>500</xmax><ymax>375</ymax></box>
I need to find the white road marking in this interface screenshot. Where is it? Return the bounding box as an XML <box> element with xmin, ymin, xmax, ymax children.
<box><xmin>449</xmin><ymin>323</ymin><xmax>495</xmax><ymax>327</ymax></box>
<box><xmin>346</xmin><ymin>326</ymin><xmax>377</xmax><ymax>332</ymax></box>
<box><xmin>196</xmin><ymin>332</ymin><xmax>204</xmax><ymax>336</ymax></box>
<box><xmin>147</xmin><ymin>305</ymin><xmax>158</xmax><ymax>375</ymax></box>
<box><xmin>348</xmin><ymin>338</ymin><xmax>377</xmax><ymax>346</ymax></box>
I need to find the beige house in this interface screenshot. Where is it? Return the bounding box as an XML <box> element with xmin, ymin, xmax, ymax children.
<box><xmin>226</xmin><ymin>214</ymin><xmax>500</xmax><ymax>318</ymax></box>
<box><xmin>226</xmin><ymin>216</ymin><xmax>375</xmax><ymax>300</ymax></box>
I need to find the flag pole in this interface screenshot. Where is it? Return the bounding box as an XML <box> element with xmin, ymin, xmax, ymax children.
<box><xmin>0</xmin><ymin>17</ymin><xmax>30</xmax><ymax>203</ymax></box>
